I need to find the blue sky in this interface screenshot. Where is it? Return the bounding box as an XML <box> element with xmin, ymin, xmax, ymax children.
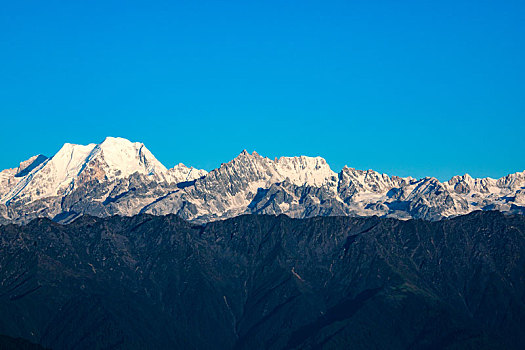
<box><xmin>1</xmin><ymin>0</ymin><xmax>523</xmax><ymax>180</ymax></box>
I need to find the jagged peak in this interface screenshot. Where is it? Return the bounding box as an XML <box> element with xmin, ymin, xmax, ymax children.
<box><xmin>2</xmin><ymin>139</ymin><xmax>524</xmax><ymax>222</ymax></box>
<box><xmin>235</xmin><ymin>149</ymin><xmax>263</xmax><ymax>158</ymax></box>
<box><xmin>227</xmin><ymin>150</ymin><xmax>267</xmax><ymax>167</ymax></box>
<box><xmin>233</xmin><ymin>150</ymin><xmax>332</xmax><ymax>172</ymax></box>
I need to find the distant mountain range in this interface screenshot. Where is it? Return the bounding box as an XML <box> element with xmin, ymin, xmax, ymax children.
<box><xmin>1</xmin><ymin>137</ymin><xmax>524</xmax><ymax>223</ymax></box>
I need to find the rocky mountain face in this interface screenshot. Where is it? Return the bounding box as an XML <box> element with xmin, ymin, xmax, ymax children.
<box><xmin>0</xmin><ymin>211</ymin><xmax>523</xmax><ymax>349</ymax></box>
<box><xmin>0</xmin><ymin>137</ymin><xmax>524</xmax><ymax>224</ymax></box>
<box><xmin>0</xmin><ymin>137</ymin><xmax>207</xmax><ymax>223</ymax></box>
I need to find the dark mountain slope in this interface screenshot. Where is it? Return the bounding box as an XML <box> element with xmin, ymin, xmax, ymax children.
<box><xmin>0</xmin><ymin>334</ymin><xmax>47</xmax><ymax>350</ymax></box>
<box><xmin>0</xmin><ymin>211</ymin><xmax>523</xmax><ymax>349</ymax></box>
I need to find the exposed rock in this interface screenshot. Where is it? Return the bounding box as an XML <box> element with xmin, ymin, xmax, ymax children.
<box><xmin>0</xmin><ymin>137</ymin><xmax>523</xmax><ymax>224</ymax></box>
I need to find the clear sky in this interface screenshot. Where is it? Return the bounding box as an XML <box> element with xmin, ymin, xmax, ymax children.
<box><xmin>1</xmin><ymin>0</ymin><xmax>523</xmax><ymax>181</ymax></box>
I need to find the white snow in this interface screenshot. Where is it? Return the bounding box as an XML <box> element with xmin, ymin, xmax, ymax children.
<box><xmin>1</xmin><ymin>138</ymin><xmax>524</xmax><ymax>223</ymax></box>
<box><xmin>1</xmin><ymin>137</ymin><xmax>205</xmax><ymax>204</ymax></box>
<box><xmin>96</xmin><ymin>136</ymin><xmax>168</xmax><ymax>179</ymax></box>
<box><xmin>275</xmin><ymin>155</ymin><xmax>336</xmax><ymax>187</ymax></box>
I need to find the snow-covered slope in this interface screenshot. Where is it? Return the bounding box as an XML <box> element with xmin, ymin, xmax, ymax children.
<box><xmin>168</xmin><ymin>163</ymin><xmax>208</xmax><ymax>183</ymax></box>
<box><xmin>275</xmin><ymin>155</ymin><xmax>336</xmax><ymax>187</ymax></box>
<box><xmin>1</xmin><ymin>137</ymin><xmax>170</xmax><ymax>204</ymax></box>
<box><xmin>0</xmin><ymin>137</ymin><xmax>207</xmax><ymax>222</ymax></box>
<box><xmin>0</xmin><ymin>137</ymin><xmax>523</xmax><ymax>224</ymax></box>
<box><xmin>0</xmin><ymin>167</ymin><xmax>17</xmax><ymax>199</ymax></box>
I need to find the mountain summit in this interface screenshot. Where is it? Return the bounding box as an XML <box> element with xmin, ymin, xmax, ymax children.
<box><xmin>0</xmin><ymin>137</ymin><xmax>523</xmax><ymax>224</ymax></box>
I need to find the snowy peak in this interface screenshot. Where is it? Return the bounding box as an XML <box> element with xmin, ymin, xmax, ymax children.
<box><xmin>1</xmin><ymin>137</ymin><xmax>204</xmax><ymax>204</ymax></box>
<box><xmin>168</xmin><ymin>163</ymin><xmax>208</xmax><ymax>183</ymax></box>
<box><xmin>208</xmin><ymin>149</ymin><xmax>280</xmax><ymax>189</ymax></box>
<box><xmin>4</xmin><ymin>142</ymin><xmax>98</xmax><ymax>202</ymax></box>
<box><xmin>228</xmin><ymin>149</ymin><xmax>266</xmax><ymax>166</ymax></box>
<box><xmin>223</xmin><ymin>150</ymin><xmax>335</xmax><ymax>187</ymax></box>
<box><xmin>176</xmin><ymin>151</ymin><xmax>336</xmax><ymax>219</ymax></box>
<box><xmin>50</xmin><ymin>142</ymin><xmax>97</xmax><ymax>182</ymax></box>
<box><xmin>95</xmin><ymin>136</ymin><xmax>168</xmax><ymax>179</ymax></box>
<box><xmin>275</xmin><ymin>155</ymin><xmax>336</xmax><ymax>187</ymax></box>
<box><xmin>93</xmin><ymin>137</ymin><xmax>205</xmax><ymax>183</ymax></box>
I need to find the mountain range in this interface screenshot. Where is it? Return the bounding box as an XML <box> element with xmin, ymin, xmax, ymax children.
<box><xmin>1</xmin><ymin>136</ymin><xmax>524</xmax><ymax>224</ymax></box>
<box><xmin>1</xmin><ymin>137</ymin><xmax>524</xmax><ymax>349</ymax></box>
<box><xmin>0</xmin><ymin>211</ymin><xmax>523</xmax><ymax>349</ymax></box>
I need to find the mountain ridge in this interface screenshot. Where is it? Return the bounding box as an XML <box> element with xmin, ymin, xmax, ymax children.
<box><xmin>0</xmin><ymin>137</ymin><xmax>523</xmax><ymax>224</ymax></box>
<box><xmin>0</xmin><ymin>211</ymin><xmax>523</xmax><ymax>349</ymax></box>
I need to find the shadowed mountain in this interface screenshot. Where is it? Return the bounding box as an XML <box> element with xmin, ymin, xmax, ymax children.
<box><xmin>0</xmin><ymin>334</ymin><xmax>48</xmax><ymax>349</ymax></box>
<box><xmin>0</xmin><ymin>211</ymin><xmax>524</xmax><ymax>349</ymax></box>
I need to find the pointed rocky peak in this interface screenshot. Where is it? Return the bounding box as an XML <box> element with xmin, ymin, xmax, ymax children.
<box><xmin>224</xmin><ymin>150</ymin><xmax>271</xmax><ymax>172</ymax></box>
<box><xmin>230</xmin><ymin>149</ymin><xmax>264</xmax><ymax>162</ymax></box>
<box><xmin>237</xmin><ymin>149</ymin><xmax>250</xmax><ymax>158</ymax></box>
<box><xmin>225</xmin><ymin>150</ymin><xmax>250</xmax><ymax>166</ymax></box>
<box><xmin>205</xmin><ymin>151</ymin><xmax>337</xmax><ymax>196</ymax></box>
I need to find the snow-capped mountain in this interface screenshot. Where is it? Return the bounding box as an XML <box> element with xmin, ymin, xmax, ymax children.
<box><xmin>0</xmin><ymin>137</ymin><xmax>207</xmax><ymax>222</ymax></box>
<box><xmin>0</xmin><ymin>137</ymin><xmax>523</xmax><ymax>224</ymax></box>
